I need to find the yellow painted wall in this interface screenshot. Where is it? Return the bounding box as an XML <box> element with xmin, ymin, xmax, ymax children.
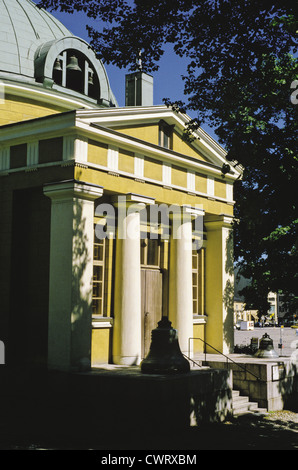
<box><xmin>113</xmin><ymin>124</ymin><xmax>159</xmax><ymax>146</ymax></box>
<box><xmin>171</xmin><ymin>164</ymin><xmax>187</xmax><ymax>188</ymax></box>
<box><xmin>118</xmin><ymin>148</ymin><xmax>134</xmax><ymax>173</ymax></box>
<box><xmin>205</xmin><ymin>227</ymin><xmax>223</xmax><ymax>352</ymax></box>
<box><xmin>91</xmin><ymin>328</ymin><xmax>110</xmax><ymax>365</ymax></box>
<box><xmin>74</xmin><ymin>165</ymin><xmax>234</xmax><ymax>217</ymax></box>
<box><xmin>215</xmin><ymin>178</ymin><xmax>227</xmax><ymax>199</ymax></box>
<box><xmin>193</xmin><ymin>324</ymin><xmax>205</xmax><ymax>354</ymax></box>
<box><xmin>172</xmin><ymin>130</ymin><xmax>207</xmax><ymax>162</ymax></box>
<box><xmin>115</xmin><ymin>124</ymin><xmax>209</xmax><ymax>163</ymax></box>
<box><xmin>144</xmin><ymin>156</ymin><xmax>163</xmax><ymax>181</ymax></box>
<box><xmin>0</xmin><ymin>94</ymin><xmax>64</xmax><ymax>126</ymax></box>
<box><xmin>196</xmin><ymin>173</ymin><xmax>207</xmax><ymax>193</ymax></box>
<box><xmin>88</xmin><ymin>139</ymin><xmax>108</xmax><ymax>166</ymax></box>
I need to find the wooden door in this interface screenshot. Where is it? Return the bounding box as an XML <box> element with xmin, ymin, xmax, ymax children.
<box><xmin>141</xmin><ymin>268</ymin><xmax>163</xmax><ymax>358</ymax></box>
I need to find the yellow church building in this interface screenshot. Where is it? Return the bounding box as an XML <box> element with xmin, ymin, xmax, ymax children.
<box><xmin>0</xmin><ymin>0</ymin><xmax>241</xmax><ymax>372</ymax></box>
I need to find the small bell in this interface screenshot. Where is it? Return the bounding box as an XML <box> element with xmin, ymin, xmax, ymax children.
<box><xmin>254</xmin><ymin>333</ymin><xmax>279</xmax><ymax>358</ymax></box>
<box><xmin>53</xmin><ymin>58</ymin><xmax>62</xmax><ymax>72</ymax></box>
<box><xmin>141</xmin><ymin>316</ymin><xmax>190</xmax><ymax>374</ymax></box>
<box><xmin>66</xmin><ymin>55</ymin><xmax>82</xmax><ymax>72</ymax></box>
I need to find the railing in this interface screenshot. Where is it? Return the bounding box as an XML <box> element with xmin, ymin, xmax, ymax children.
<box><xmin>188</xmin><ymin>337</ymin><xmax>262</xmax><ymax>382</ymax></box>
<box><xmin>182</xmin><ymin>353</ymin><xmax>202</xmax><ymax>368</ymax></box>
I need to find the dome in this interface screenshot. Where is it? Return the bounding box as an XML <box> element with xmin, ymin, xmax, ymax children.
<box><xmin>0</xmin><ymin>0</ymin><xmax>117</xmax><ymax>106</ymax></box>
<box><xmin>0</xmin><ymin>0</ymin><xmax>72</xmax><ymax>78</ymax></box>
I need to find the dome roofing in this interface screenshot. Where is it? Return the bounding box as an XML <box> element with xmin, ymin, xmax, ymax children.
<box><xmin>0</xmin><ymin>0</ymin><xmax>73</xmax><ymax>78</ymax></box>
<box><xmin>0</xmin><ymin>0</ymin><xmax>117</xmax><ymax>106</ymax></box>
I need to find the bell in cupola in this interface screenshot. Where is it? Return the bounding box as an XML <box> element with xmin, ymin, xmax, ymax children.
<box><xmin>66</xmin><ymin>55</ymin><xmax>82</xmax><ymax>72</ymax></box>
<box><xmin>53</xmin><ymin>58</ymin><xmax>62</xmax><ymax>72</ymax></box>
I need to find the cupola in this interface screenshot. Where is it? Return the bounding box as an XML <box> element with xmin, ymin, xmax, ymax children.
<box><xmin>0</xmin><ymin>0</ymin><xmax>117</xmax><ymax>107</ymax></box>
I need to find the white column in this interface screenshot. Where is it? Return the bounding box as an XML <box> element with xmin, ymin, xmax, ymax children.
<box><xmin>112</xmin><ymin>193</ymin><xmax>154</xmax><ymax>365</ymax></box>
<box><xmin>169</xmin><ymin>206</ymin><xmax>203</xmax><ymax>358</ymax></box>
<box><xmin>44</xmin><ymin>180</ymin><xmax>103</xmax><ymax>372</ymax></box>
<box><xmin>204</xmin><ymin>214</ymin><xmax>234</xmax><ymax>354</ymax></box>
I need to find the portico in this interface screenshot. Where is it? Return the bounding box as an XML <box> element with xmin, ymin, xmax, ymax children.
<box><xmin>0</xmin><ymin>0</ymin><xmax>241</xmax><ymax>372</ymax></box>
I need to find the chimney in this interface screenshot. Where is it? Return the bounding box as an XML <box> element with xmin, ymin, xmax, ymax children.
<box><xmin>125</xmin><ymin>71</ymin><xmax>153</xmax><ymax>106</ymax></box>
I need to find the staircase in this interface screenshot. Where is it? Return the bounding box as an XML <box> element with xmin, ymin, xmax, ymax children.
<box><xmin>232</xmin><ymin>390</ymin><xmax>267</xmax><ymax>417</ymax></box>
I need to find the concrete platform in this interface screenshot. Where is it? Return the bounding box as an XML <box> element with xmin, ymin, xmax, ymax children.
<box><xmin>193</xmin><ymin>353</ymin><xmax>298</xmax><ymax>411</ymax></box>
<box><xmin>0</xmin><ymin>363</ymin><xmax>233</xmax><ymax>444</ymax></box>
<box><xmin>0</xmin><ymin>361</ymin><xmax>297</xmax><ymax>449</ymax></box>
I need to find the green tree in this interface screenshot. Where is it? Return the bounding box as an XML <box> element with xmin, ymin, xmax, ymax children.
<box><xmin>38</xmin><ymin>0</ymin><xmax>298</xmax><ymax>314</ymax></box>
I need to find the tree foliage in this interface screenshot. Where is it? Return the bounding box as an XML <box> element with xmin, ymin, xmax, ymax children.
<box><xmin>38</xmin><ymin>0</ymin><xmax>298</xmax><ymax>314</ymax></box>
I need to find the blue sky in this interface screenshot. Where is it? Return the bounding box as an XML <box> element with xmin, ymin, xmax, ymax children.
<box><xmin>50</xmin><ymin>10</ymin><xmax>189</xmax><ymax>107</ymax></box>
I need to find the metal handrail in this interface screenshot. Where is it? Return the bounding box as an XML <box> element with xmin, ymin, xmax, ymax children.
<box><xmin>182</xmin><ymin>353</ymin><xmax>202</xmax><ymax>368</ymax></box>
<box><xmin>188</xmin><ymin>337</ymin><xmax>262</xmax><ymax>382</ymax></box>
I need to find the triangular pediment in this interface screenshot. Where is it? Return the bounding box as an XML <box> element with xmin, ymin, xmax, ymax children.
<box><xmin>75</xmin><ymin>106</ymin><xmax>242</xmax><ymax>180</ymax></box>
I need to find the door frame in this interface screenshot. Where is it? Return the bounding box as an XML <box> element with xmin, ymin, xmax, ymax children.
<box><xmin>141</xmin><ymin>267</ymin><xmax>163</xmax><ymax>358</ymax></box>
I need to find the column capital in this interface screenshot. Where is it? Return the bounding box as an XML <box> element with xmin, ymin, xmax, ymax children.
<box><xmin>112</xmin><ymin>192</ymin><xmax>155</xmax><ymax>207</ymax></box>
<box><xmin>43</xmin><ymin>179</ymin><xmax>104</xmax><ymax>201</ymax></box>
<box><xmin>168</xmin><ymin>205</ymin><xmax>204</xmax><ymax>226</ymax></box>
<box><xmin>204</xmin><ymin>213</ymin><xmax>234</xmax><ymax>230</ymax></box>
<box><xmin>182</xmin><ymin>205</ymin><xmax>205</xmax><ymax>219</ymax></box>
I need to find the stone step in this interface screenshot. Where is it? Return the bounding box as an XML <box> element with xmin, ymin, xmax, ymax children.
<box><xmin>232</xmin><ymin>390</ymin><xmax>267</xmax><ymax>417</ymax></box>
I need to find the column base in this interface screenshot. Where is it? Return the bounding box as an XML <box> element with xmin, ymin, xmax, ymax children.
<box><xmin>113</xmin><ymin>356</ymin><xmax>142</xmax><ymax>366</ymax></box>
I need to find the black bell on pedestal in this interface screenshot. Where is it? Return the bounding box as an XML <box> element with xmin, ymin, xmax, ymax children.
<box><xmin>141</xmin><ymin>316</ymin><xmax>190</xmax><ymax>374</ymax></box>
<box><xmin>254</xmin><ymin>333</ymin><xmax>279</xmax><ymax>358</ymax></box>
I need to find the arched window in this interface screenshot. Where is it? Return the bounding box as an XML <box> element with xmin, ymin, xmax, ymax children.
<box><xmin>34</xmin><ymin>37</ymin><xmax>117</xmax><ymax>106</ymax></box>
<box><xmin>52</xmin><ymin>49</ymin><xmax>100</xmax><ymax>100</ymax></box>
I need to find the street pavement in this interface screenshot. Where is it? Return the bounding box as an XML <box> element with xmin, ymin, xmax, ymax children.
<box><xmin>234</xmin><ymin>326</ymin><xmax>298</xmax><ymax>358</ymax></box>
